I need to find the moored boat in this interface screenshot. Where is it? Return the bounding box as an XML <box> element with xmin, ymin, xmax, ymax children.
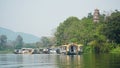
<box><xmin>14</xmin><ymin>48</ymin><xmax>34</xmax><ymax>54</ymax></box>
<box><xmin>59</xmin><ymin>43</ymin><xmax>83</xmax><ymax>55</ymax></box>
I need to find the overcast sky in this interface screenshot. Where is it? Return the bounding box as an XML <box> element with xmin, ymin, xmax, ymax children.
<box><xmin>0</xmin><ymin>0</ymin><xmax>120</xmax><ymax>37</ymax></box>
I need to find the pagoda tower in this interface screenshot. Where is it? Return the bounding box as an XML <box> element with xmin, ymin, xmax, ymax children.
<box><xmin>93</xmin><ymin>9</ymin><xmax>100</xmax><ymax>23</ymax></box>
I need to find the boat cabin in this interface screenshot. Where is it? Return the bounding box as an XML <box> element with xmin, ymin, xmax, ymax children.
<box><xmin>59</xmin><ymin>43</ymin><xmax>83</xmax><ymax>55</ymax></box>
<box><xmin>14</xmin><ymin>48</ymin><xmax>34</xmax><ymax>54</ymax></box>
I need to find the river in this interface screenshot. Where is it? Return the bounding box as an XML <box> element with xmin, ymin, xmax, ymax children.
<box><xmin>0</xmin><ymin>54</ymin><xmax>120</xmax><ymax>68</ymax></box>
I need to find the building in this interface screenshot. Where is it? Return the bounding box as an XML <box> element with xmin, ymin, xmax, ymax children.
<box><xmin>93</xmin><ymin>9</ymin><xmax>100</xmax><ymax>23</ymax></box>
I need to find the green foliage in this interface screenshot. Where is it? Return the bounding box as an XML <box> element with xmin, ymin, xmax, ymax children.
<box><xmin>0</xmin><ymin>35</ymin><xmax>7</xmax><ymax>50</ymax></box>
<box><xmin>103</xmin><ymin>11</ymin><xmax>120</xmax><ymax>43</ymax></box>
<box><xmin>55</xmin><ymin>16</ymin><xmax>100</xmax><ymax>46</ymax></box>
<box><xmin>55</xmin><ymin>17</ymin><xmax>81</xmax><ymax>45</ymax></box>
<box><xmin>40</xmin><ymin>37</ymin><xmax>51</xmax><ymax>47</ymax></box>
<box><xmin>36</xmin><ymin>36</ymin><xmax>56</xmax><ymax>48</ymax></box>
<box><xmin>110</xmin><ymin>46</ymin><xmax>120</xmax><ymax>53</ymax></box>
<box><xmin>15</xmin><ymin>35</ymin><xmax>23</xmax><ymax>49</ymax></box>
<box><xmin>23</xmin><ymin>43</ymin><xmax>36</xmax><ymax>48</ymax></box>
<box><xmin>0</xmin><ymin>50</ymin><xmax>13</xmax><ymax>54</ymax></box>
<box><xmin>83</xmin><ymin>45</ymin><xmax>94</xmax><ymax>53</ymax></box>
<box><xmin>55</xmin><ymin>10</ymin><xmax>120</xmax><ymax>53</ymax></box>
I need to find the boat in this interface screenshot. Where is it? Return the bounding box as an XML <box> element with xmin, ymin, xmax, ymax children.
<box><xmin>59</xmin><ymin>43</ymin><xmax>83</xmax><ymax>55</ymax></box>
<box><xmin>14</xmin><ymin>48</ymin><xmax>34</xmax><ymax>54</ymax></box>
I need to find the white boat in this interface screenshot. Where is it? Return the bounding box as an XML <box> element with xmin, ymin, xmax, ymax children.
<box><xmin>14</xmin><ymin>48</ymin><xmax>34</xmax><ymax>54</ymax></box>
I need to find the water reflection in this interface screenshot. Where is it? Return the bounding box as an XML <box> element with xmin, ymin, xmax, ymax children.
<box><xmin>81</xmin><ymin>54</ymin><xmax>120</xmax><ymax>68</ymax></box>
<box><xmin>0</xmin><ymin>54</ymin><xmax>58</xmax><ymax>68</ymax></box>
<box><xmin>0</xmin><ymin>54</ymin><xmax>120</xmax><ymax>68</ymax></box>
<box><xmin>56</xmin><ymin>54</ymin><xmax>120</xmax><ymax>68</ymax></box>
<box><xmin>56</xmin><ymin>55</ymin><xmax>83</xmax><ymax>68</ymax></box>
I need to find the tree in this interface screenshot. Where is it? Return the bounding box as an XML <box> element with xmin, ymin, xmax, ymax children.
<box><xmin>40</xmin><ymin>37</ymin><xmax>50</xmax><ymax>48</ymax></box>
<box><xmin>55</xmin><ymin>16</ymin><xmax>96</xmax><ymax>46</ymax></box>
<box><xmin>87</xmin><ymin>13</ymin><xmax>93</xmax><ymax>18</ymax></box>
<box><xmin>103</xmin><ymin>11</ymin><xmax>120</xmax><ymax>44</ymax></box>
<box><xmin>0</xmin><ymin>35</ymin><xmax>7</xmax><ymax>50</ymax></box>
<box><xmin>55</xmin><ymin>17</ymin><xmax>81</xmax><ymax>45</ymax></box>
<box><xmin>15</xmin><ymin>35</ymin><xmax>23</xmax><ymax>49</ymax></box>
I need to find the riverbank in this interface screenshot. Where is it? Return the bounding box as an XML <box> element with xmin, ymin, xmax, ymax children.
<box><xmin>0</xmin><ymin>50</ymin><xmax>13</xmax><ymax>54</ymax></box>
<box><xmin>0</xmin><ymin>47</ymin><xmax>120</xmax><ymax>54</ymax></box>
<box><xmin>110</xmin><ymin>47</ymin><xmax>120</xmax><ymax>54</ymax></box>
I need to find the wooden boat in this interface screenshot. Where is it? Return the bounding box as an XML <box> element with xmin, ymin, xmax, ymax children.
<box><xmin>14</xmin><ymin>48</ymin><xmax>34</xmax><ymax>54</ymax></box>
<box><xmin>59</xmin><ymin>43</ymin><xmax>83</xmax><ymax>55</ymax></box>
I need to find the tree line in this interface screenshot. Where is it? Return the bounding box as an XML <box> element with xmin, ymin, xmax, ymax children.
<box><xmin>0</xmin><ymin>35</ymin><xmax>23</xmax><ymax>50</ymax></box>
<box><xmin>54</xmin><ymin>10</ymin><xmax>120</xmax><ymax>53</ymax></box>
<box><xmin>0</xmin><ymin>34</ymin><xmax>55</xmax><ymax>51</ymax></box>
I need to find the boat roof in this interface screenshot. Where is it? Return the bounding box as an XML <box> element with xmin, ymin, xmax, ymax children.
<box><xmin>61</xmin><ymin>43</ymin><xmax>83</xmax><ymax>47</ymax></box>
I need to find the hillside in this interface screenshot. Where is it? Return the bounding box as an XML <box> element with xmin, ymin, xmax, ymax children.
<box><xmin>0</xmin><ymin>27</ymin><xmax>40</xmax><ymax>43</ymax></box>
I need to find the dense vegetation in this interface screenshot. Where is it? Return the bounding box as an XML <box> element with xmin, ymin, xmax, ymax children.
<box><xmin>55</xmin><ymin>10</ymin><xmax>120</xmax><ymax>53</ymax></box>
<box><xmin>0</xmin><ymin>35</ymin><xmax>24</xmax><ymax>51</ymax></box>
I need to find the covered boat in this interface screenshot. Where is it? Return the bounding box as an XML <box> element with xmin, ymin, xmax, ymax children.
<box><xmin>59</xmin><ymin>43</ymin><xmax>83</xmax><ymax>55</ymax></box>
<box><xmin>14</xmin><ymin>48</ymin><xmax>34</xmax><ymax>54</ymax></box>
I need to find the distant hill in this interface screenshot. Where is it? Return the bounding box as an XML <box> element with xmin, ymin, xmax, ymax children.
<box><xmin>0</xmin><ymin>27</ymin><xmax>40</xmax><ymax>43</ymax></box>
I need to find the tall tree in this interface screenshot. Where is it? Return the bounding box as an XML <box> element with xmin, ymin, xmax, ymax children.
<box><xmin>40</xmin><ymin>37</ymin><xmax>50</xmax><ymax>47</ymax></box>
<box><xmin>55</xmin><ymin>17</ymin><xmax>81</xmax><ymax>45</ymax></box>
<box><xmin>15</xmin><ymin>35</ymin><xmax>23</xmax><ymax>49</ymax></box>
<box><xmin>55</xmin><ymin>16</ymin><xmax>96</xmax><ymax>46</ymax></box>
<box><xmin>0</xmin><ymin>35</ymin><xmax>7</xmax><ymax>50</ymax></box>
<box><xmin>103</xmin><ymin>11</ymin><xmax>120</xmax><ymax>44</ymax></box>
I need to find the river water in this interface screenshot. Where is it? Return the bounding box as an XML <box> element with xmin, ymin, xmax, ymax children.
<box><xmin>0</xmin><ymin>54</ymin><xmax>120</xmax><ymax>68</ymax></box>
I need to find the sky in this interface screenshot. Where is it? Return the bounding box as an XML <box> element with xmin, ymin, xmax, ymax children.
<box><xmin>0</xmin><ymin>0</ymin><xmax>120</xmax><ymax>37</ymax></box>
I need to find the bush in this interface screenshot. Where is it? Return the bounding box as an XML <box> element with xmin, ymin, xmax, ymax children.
<box><xmin>83</xmin><ymin>45</ymin><xmax>94</xmax><ymax>53</ymax></box>
<box><xmin>110</xmin><ymin>47</ymin><xmax>120</xmax><ymax>53</ymax></box>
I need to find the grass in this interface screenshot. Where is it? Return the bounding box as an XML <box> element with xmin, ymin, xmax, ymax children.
<box><xmin>110</xmin><ymin>47</ymin><xmax>120</xmax><ymax>54</ymax></box>
<box><xmin>0</xmin><ymin>49</ymin><xmax>13</xmax><ymax>54</ymax></box>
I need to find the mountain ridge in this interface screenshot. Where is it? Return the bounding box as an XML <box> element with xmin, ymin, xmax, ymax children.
<box><xmin>0</xmin><ymin>27</ymin><xmax>40</xmax><ymax>43</ymax></box>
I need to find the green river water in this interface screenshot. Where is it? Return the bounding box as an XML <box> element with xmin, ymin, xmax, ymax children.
<box><xmin>0</xmin><ymin>54</ymin><xmax>120</xmax><ymax>68</ymax></box>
